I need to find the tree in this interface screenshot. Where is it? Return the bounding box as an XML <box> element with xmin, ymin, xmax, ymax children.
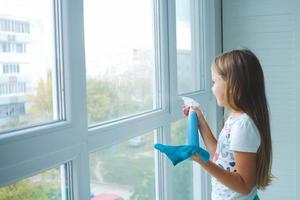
<box><xmin>27</xmin><ymin>71</ymin><xmax>53</xmax><ymax>123</ymax></box>
<box><xmin>86</xmin><ymin>78</ymin><xmax>118</xmax><ymax>124</ymax></box>
<box><xmin>0</xmin><ymin>169</ymin><xmax>61</xmax><ymax>200</ymax></box>
<box><xmin>0</xmin><ymin>181</ymin><xmax>48</xmax><ymax>200</ymax></box>
<box><xmin>87</xmin><ymin>77</ymin><xmax>152</xmax><ymax>125</ymax></box>
<box><xmin>129</xmin><ymin>173</ymin><xmax>155</xmax><ymax>200</ymax></box>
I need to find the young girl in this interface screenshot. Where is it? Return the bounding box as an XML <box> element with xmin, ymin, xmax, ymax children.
<box><xmin>183</xmin><ymin>49</ymin><xmax>272</xmax><ymax>200</ymax></box>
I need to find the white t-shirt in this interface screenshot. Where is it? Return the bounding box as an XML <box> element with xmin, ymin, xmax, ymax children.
<box><xmin>211</xmin><ymin>114</ymin><xmax>261</xmax><ymax>200</ymax></box>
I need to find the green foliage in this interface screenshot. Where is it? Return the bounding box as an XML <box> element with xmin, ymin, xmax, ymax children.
<box><xmin>0</xmin><ymin>182</ymin><xmax>47</xmax><ymax>200</ymax></box>
<box><xmin>87</xmin><ymin>77</ymin><xmax>153</xmax><ymax>125</ymax></box>
<box><xmin>90</xmin><ymin>136</ymin><xmax>156</xmax><ymax>200</ymax></box>
<box><xmin>172</xmin><ymin>162</ymin><xmax>193</xmax><ymax>200</ymax></box>
<box><xmin>129</xmin><ymin>172</ymin><xmax>155</xmax><ymax>200</ymax></box>
<box><xmin>27</xmin><ymin>71</ymin><xmax>53</xmax><ymax>123</ymax></box>
<box><xmin>171</xmin><ymin>119</ymin><xmax>187</xmax><ymax>144</ymax></box>
<box><xmin>98</xmin><ymin>155</ymin><xmax>155</xmax><ymax>200</ymax></box>
<box><xmin>0</xmin><ymin>168</ymin><xmax>61</xmax><ymax>200</ymax></box>
<box><xmin>87</xmin><ymin>78</ymin><xmax>117</xmax><ymax>124</ymax></box>
<box><xmin>0</xmin><ymin>179</ymin><xmax>60</xmax><ymax>200</ymax></box>
<box><xmin>100</xmin><ymin>155</ymin><xmax>153</xmax><ymax>187</ymax></box>
<box><xmin>171</xmin><ymin>119</ymin><xmax>193</xmax><ymax>200</ymax></box>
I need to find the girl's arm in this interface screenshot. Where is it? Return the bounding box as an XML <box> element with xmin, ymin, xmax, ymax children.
<box><xmin>197</xmin><ymin>112</ymin><xmax>217</xmax><ymax>156</ymax></box>
<box><xmin>193</xmin><ymin>151</ymin><xmax>257</xmax><ymax>195</ymax></box>
<box><xmin>183</xmin><ymin>106</ymin><xmax>217</xmax><ymax>156</ymax></box>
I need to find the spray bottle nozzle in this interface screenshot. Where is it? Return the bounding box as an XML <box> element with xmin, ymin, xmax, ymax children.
<box><xmin>181</xmin><ymin>96</ymin><xmax>200</xmax><ymax>109</ymax></box>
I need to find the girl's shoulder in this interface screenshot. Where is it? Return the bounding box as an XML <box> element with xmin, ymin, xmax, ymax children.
<box><xmin>227</xmin><ymin>113</ymin><xmax>258</xmax><ymax>131</ymax></box>
<box><xmin>227</xmin><ymin>113</ymin><xmax>261</xmax><ymax>152</ymax></box>
<box><xmin>227</xmin><ymin>113</ymin><xmax>249</xmax><ymax>125</ymax></box>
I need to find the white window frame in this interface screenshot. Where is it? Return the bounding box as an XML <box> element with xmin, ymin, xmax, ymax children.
<box><xmin>0</xmin><ymin>0</ymin><xmax>222</xmax><ymax>200</ymax></box>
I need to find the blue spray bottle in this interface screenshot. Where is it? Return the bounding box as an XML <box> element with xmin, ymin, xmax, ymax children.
<box><xmin>187</xmin><ymin>107</ymin><xmax>200</xmax><ymax>146</ymax></box>
<box><xmin>182</xmin><ymin>96</ymin><xmax>200</xmax><ymax>147</ymax></box>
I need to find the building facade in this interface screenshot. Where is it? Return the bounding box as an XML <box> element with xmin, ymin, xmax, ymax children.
<box><xmin>0</xmin><ymin>16</ymin><xmax>31</xmax><ymax>128</ymax></box>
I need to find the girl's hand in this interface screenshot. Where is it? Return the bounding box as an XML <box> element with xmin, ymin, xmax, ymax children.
<box><xmin>182</xmin><ymin>106</ymin><xmax>190</xmax><ymax>117</ymax></box>
<box><xmin>182</xmin><ymin>106</ymin><xmax>205</xmax><ymax>121</ymax></box>
<box><xmin>192</xmin><ymin>154</ymin><xmax>205</xmax><ymax>164</ymax></box>
<box><xmin>192</xmin><ymin>106</ymin><xmax>204</xmax><ymax>119</ymax></box>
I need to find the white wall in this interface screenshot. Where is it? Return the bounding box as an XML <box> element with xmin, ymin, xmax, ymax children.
<box><xmin>296</xmin><ymin>1</ymin><xmax>300</xmax><ymax>199</ymax></box>
<box><xmin>222</xmin><ymin>0</ymin><xmax>299</xmax><ymax>199</ymax></box>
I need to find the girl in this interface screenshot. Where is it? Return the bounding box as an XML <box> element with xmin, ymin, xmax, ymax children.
<box><xmin>183</xmin><ymin>49</ymin><xmax>272</xmax><ymax>200</ymax></box>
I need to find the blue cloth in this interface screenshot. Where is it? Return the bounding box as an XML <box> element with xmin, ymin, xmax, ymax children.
<box><xmin>154</xmin><ymin>144</ymin><xmax>210</xmax><ymax>166</ymax></box>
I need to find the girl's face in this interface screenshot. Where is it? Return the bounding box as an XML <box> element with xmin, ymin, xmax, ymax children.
<box><xmin>211</xmin><ymin>67</ymin><xmax>227</xmax><ymax>107</ymax></box>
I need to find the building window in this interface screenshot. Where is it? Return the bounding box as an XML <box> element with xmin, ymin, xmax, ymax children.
<box><xmin>0</xmin><ymin>103</ymin><xmax>25</xmax><ymax>118</ymax></box>
<box><xmin>3</xmin><ymin>63</ymin><xmax>20</xmax><ymax>74</ymax></box>
<box><xmin>0</xmin><ymin>18</ymin><xmax>30</xmax><ymax>33</ymax></box>
<box><xmin>0</xmin><ymin>42</ymin><xmax>26</xmax><ymax>53</ymax></box>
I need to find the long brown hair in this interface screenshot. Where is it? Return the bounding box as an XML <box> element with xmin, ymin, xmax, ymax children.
<box><xmin>213</xmin><ymin>48</ymin><xmax>272</xmax><ymax>189</ymax></box>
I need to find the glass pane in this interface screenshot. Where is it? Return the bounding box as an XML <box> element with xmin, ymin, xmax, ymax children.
<box><xmin>84</xmin><ymin>0</ymin><xmax>157</xmax><ymax>125</ymax></box>
<box><xmin>90</xmin><ymin>132</ymin><xmax>155</xmax><ymax>200</ymax></box>
<box><xmin>171</xmin><ymin>119</ymin><xmax>193</xmax><ymax>200</ymax></box>
<box><xmin>0</xmin><ymin>165</ymin><xmax>70</xmax><ymax>200</ymax></box>
<box><xmin>0</xmin><ymin>0</ymin><xmax>60</xmax><ymax>133</ymax></box>
<box><xmin>176</xmin><ymin>0</ymin><xmax>200</xmax><ymax>94</ymax></box>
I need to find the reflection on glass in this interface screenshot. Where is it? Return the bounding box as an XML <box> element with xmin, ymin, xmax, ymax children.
<box><xmin>176</xmin><ymin>0</ymin><xmax>200</xmax><ymax>94</ymax></box>
<box><xmin>84</xmin><ymin>0</ymin><xmax>157</xmax><ymax>126</ymax></box>
<box><xmin>0</xmin><ymin>165</ymin><xmax>68</xmax><ymax>200</ymax></box>
<box><xmin>89</xmin><ymin>132</ymin><xmax>155</xmax><ymax>200</ymax></box>
<box><xmin>171</xmin><ymin>119</ymin><xmax>193</xmax><ymax>200</ymax></box>
<box><xmin>0</xmin><ymin>0</ymin><xmax>59</xmax><ymax>133</ymax></box>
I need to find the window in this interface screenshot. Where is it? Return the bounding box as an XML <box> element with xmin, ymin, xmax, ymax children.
<box><xmin>0</xmin><ymin>42</ymin><xmax>26</xmax><ymax>53</ymax></box>
<box><xmin>15</xmin><ymin>43</ymin><xmax>26</xmax><ymax>53</ymax></box>
<box><xmin>3</xmin><ymin>63</ymin><xmax>20</xmax><ymax>74</ymax></box>
<box><xmin>84</xmin><ymin>0</ymin><xmax>158</xmax><ymax>126</ymax></box>
<box><xmin>0</xmin><ymin>0</ymin><xmax>64</xmax><ymax>133</ymax></box>
<box><xmin>0</xmin><ymin>18</ymin><xmax>30</xmax><ymax>33</ymax></box>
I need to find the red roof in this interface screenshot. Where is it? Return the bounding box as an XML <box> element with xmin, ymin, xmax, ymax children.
<box><xmin>91</xmin><ymin>193</ymin><xmax>123</xmax><ymax>200</ymax></box>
